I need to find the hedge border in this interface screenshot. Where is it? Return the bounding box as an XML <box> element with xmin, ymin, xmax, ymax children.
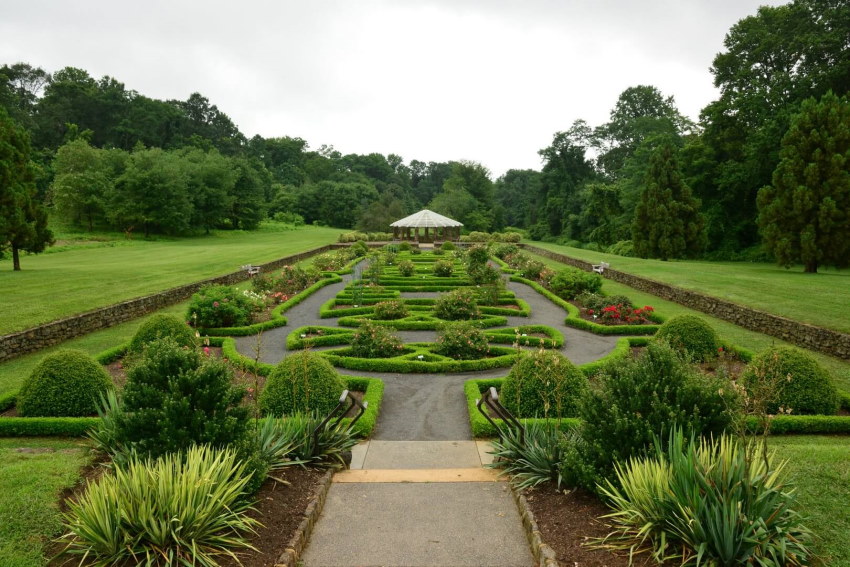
<box><xmin>320</xmin><ymin>344</ymin><xmax>521</xmax><ymax>373</ymax></box>
<box><xmin>336</xmin><ymin>314</ymin><xmax>509</xmax><ymax>330</ymax></box>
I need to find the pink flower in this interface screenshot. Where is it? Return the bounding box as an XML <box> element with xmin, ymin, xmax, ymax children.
<box><xmin>213</xmin><ymin>301</ymin><xmax>220</xmax><ymax>307</ymax></box>
<box><xmin>203</xmin><ymin>346</ymin><xmax>211</xmax><ymax>356</ymax></box>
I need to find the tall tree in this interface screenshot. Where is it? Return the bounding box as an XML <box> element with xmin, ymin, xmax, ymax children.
<box><xmin>757</xmin><ymin>92</ymin><xmax>850</xmax><ymax>273</ymax></box>
<box><xmin>0</xmin><ymin>109</ymin><xmax>53</xmax><ymax>270</ymax></box>
<box><xmin>632</xmin><ymin>143</ymin><xmax>705</xmax><ymax>260</ymax></box>
<box><xmin>50</xmin><ymin>138</ymin><xmax>113</xmax><ymax>230</ymax></box>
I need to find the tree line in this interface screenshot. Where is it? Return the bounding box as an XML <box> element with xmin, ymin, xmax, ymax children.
<box><xmin>1</xmin><ymin>0</ymin><xmax>848</xmax><ymax>271</ymax></box>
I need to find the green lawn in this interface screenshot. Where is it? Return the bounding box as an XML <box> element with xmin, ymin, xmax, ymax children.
<box><xmin>771</xmin><ymin>436</ymin><xmax>850</xmax><ymax>566</ymax></box>
<box><xmin>524</xmin><ymin>251</ymin><xmax>850</xmax><ymax>393</ymax></box>
<box><xmin>0</xmin><ymin>223</ymin><xmax>343</xmax><ymax>334</ymax></box>
<box><xmin>0</xmin><ymin>437</ymin><xmax>91</xmax><ymax>567</ymax></box>
<box><xmin>526</xmin><ymin>242</ymin><xmax>850</xmax><ymax>334</ymax></box>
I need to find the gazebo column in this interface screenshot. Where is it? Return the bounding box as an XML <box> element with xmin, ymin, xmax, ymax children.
<box><xmin>415</xmin><ymin>227</ymin><xmax>419</xmax><ymax>242</ymax></box>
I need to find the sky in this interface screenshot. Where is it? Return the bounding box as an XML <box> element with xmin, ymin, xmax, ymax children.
<box><xmin>1</xmin><ymin>0</ymin><xmax>786</xmax><ymax>177</ymax></box>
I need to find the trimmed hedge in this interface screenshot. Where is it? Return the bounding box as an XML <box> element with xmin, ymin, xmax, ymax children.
<box><xmin>17</xmin><ymin>349</ymin><xmax>113</xmax><ymax>417</ymax></box>
<box><xmin>320</xmin><ymin>345</ymin><xmax>520</xmax><ymax>373</ymax></box>
<box><xmin>485</xmin><ymin>326</ymin><xmax>564</xmax><ymax>349</ymax></box>
<box><xmin>655</xmin><ymin>314</ymin><xmax>721</xmax><ymax>361</ymax></box>
<box><xmin>286</xmin><ymin>326</ymin><xmax>355</xmax><ymax>350</ymax></box>
<box><xmin>336</xmin><ymin>314</ymin><xmax>508</xmax><ymax>330</ymax></box>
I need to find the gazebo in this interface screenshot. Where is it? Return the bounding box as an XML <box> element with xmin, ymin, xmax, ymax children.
<box><xmin>390</xmin><ymin>209</ymin><xmax>462</xmax><ymax>243</ymax></box>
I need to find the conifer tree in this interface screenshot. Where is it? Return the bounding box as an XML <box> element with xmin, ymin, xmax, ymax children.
<box><xmin>0</xmin><ymin>108</ymin><xmax>53</xmax><ymax>271</ymax></box>
<box><xmin>632</xmin><ymin>142</ymin><xmax>705</xmax><ymax>260</ymax></box>
<box><xmin>757</xmin><ymin>91</ymin><xmax>850</xmax><ymax>273</ymax></box>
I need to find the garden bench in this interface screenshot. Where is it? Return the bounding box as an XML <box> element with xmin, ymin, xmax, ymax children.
<box><xmin>241</xmin><ymin>264</ymin><xmax>261</xmax><ymax>276</ymax></box>
<box><xmin>592</xmin><ymin>261</ymin><xmax>609</xmax><ymax>274</ymax></box>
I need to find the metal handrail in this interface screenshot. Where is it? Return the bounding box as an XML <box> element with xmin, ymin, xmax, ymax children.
<box><xmin>476</xmin><ymin>387</ymin><xmax>525</xmax><ymax>444</ymax></box>
<box><xmin>312</xmin><ymin>389</ymin><xmax>368</xmax><ymax>447</ymax></box>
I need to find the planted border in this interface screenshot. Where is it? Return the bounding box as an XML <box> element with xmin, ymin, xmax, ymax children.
<box><xmin>320</xmin><ymin>344</ymin><xmax>520</xmax><ymax>373</ymax></box>
<box><xmin>336</xmin><ymin>314</ymin><xmax>508</xmax><ymax>330</ymax></box>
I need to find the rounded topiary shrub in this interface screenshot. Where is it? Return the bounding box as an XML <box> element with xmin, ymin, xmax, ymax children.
<box><xmin>434</xmin><ymin>288</ymin><xmax>480</xmax><ymax>320</ymax></box>
<box><xmin>373</xmin><ymin>299</ymin><xmax>408</xmax><ymax>320</ymax></box>
<box><xmin>440</xmin><ymin>241</ymin><xmax>457</xmax><ymax>251</ymax></box>
<box><xmin>654</xmin><ymin>314</ymin><xmax>719</xmax><ymax>362</ymax></box>
<box><xmin>500</xmin><ymin>350</ymin><xmax>587</xmax><ymax>419</ymax></box>
<box><xmin>260</xmin><ymin>351</ymin><xmax>347</xmax><ymax>416</ymax></box>
<box><xmin>740</xmin><ymin>347</ymin><xmax>839</xmax><ymax>415</ymax></box>
<box><xmin>17</xmin><ymin>349</ymin><xmax>113</xmax><ymax>417</ymax></box>
<box><xmin>129</xmin><ymin>314</ymin><xmax>197</xmax><ymax>354</ymax></box>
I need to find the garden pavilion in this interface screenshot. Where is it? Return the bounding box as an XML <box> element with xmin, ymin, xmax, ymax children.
<box><xmin>390</xmin><ymin>209</ymin><xmax>463</xmax><ymax>243</ymax></box>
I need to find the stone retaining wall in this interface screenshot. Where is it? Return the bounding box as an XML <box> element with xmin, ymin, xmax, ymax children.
<box><xmin>522</xmin><ymin>244</ymin><xmax>850</xmax><ymax>360</ymax></box>
<box><xmin>0</xmin><ymin>245</ymin><xmax>337</xmax><ymax>363</ymax></box>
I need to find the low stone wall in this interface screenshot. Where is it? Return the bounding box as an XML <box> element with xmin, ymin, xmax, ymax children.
<box><xmin>0</xmin><ymin>245</ymin><xmax>336</xmax><ymax>363</ymax></box>
<box><xmin>522</xmin><ymin>244</ymin><xmax>850</xmax><ymax>361</ymax></box>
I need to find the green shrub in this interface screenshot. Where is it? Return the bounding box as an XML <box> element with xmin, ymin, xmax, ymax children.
<box><xmin>576</xmin><ymin>292</ymin><xmax>633</xmax><ymax>312</ymax></box>
<box><xmin>373</xmin><ymin>299</ymin><xmax>408</xmax><ymax>320</ymax></box>
<box><xmin>350</xmin><ymin>320</ymin><xmax>405</xmax><ymax>358</ymax></box>
<box><xmin>17</xmin><ymin>349</ymin><xmax>113</xmax><ymax>418</ymax></box>
<box><xmin>432</xmin><ymin>259</ymin><xmax>454</xmax><ymax>277</ymax></box>
<box><xmin>654</xmin><ymin>314</ymin><xmax>720</xmax><ymax>361</ymax></box>
<box><xmin>607</xmin><ymin>239</ymin><xmax>635</xmax><ymax>257</ymax></box>
<box><xmin>741</xmin><ymin>346</ymin><xmax>839</xmax><ymax>415</ymax></box>
<box><xmin>434</xmin><ymin>288</ymin><xmax>480</xmax><ymax>320</ymax></box>
<box><xmin>500</xmin><ymin>350</ymin><xmax>587</xmax><ymax>419</ymax></box>
<box><xmin>59</xmin><ymin>445</ymin><xmax>258</xmax><ymax>566</ymax></box>
<box><xmin>397</xmin><ymin>259</ymin><xmax>415</xmax><ymax>277</ymax></box>
<box><xmin>466</xmin><ymin>244</ymin><xmax>490</xmax><ymax>269</ymax></box>
<box><xmin>577</xmin><ymin>341</ymin><xmax>736</xmax><ymax>487</ymax></box>
<box><xmin>260</xmin><ymin>351</ymin><xmax>347</xmax><ymax>416</ymax></box>
<box><xmin>398</xmin><ymin>241</ymin><xmax>412</xmax><ymax>252</ymax></box>
<box><xmin>548</xmin><ymin>267</ymin><xmax>602</xmax><ymax>299</ymax></box>
<box><xmin>255</xmin><ymin>264</ymin><xmax>320</xmax><ymax>297</ymax></box>
<box><xmin>469</xmin><ymin>263</ymin><xmax>501</xmax><ymax>285</ymax></box>
<box><xmin>515</xmin><ymin>256</ymin><xmax>546</xmax><ymax>279</ymax></box>
<box><xmin>432</xmin><ymin>248</ymin><xmax>445</xmax><ymax>256</ymax></box>
<box><xmin>440</xmin><ymin>241</ymin><xmax>456</xmax><ymax>251</ymax></box>
<box><xmin>312</xmin><ymin>248</ymin><xmax>355</xmax><ymax>271</ymax></box>
<box><xmin>352</xmin><ymin>240</ymin><xmax>369</xmax><ymax>257</ymax></box>
<box><xmin>269</xmin><ymin>413</ymin><xmax>357</xmax><ymax>466</ymax></box>
<box><xmin>115</xmin><ymin>338</ymin><xmax>248</xmax><ymax>459</ymax></box>
<box><xmin>492</xmin><ymin>242</ymin><xmax>519</xmax><ymax>259</ymax></box>
<box><xmin>487</xmin><ymin>422</ymin><xmax>576</xmax><ymax>490</ymax></box>
<box><xmin>475</xmin><ymin>280</ymin><xmax>505</xmax><ymax>306</ymax></box>
<box><xmin>434</xmin><ymin>321</ymin><xmax>490</xmax><ymax>360</ymax></box>
<box><xmin>129</xmin><ymin>314</ymin><xmax>197</xmax><ymax>354</ymax></box>
<box><xmin>599</xmin><ymin>429</ymin><xmax>811</xmax><ymax>566</ymax></box>
<box><xmin>188</xmin><ymin>284</ymin><xmax>261</xmax><ymax>328</ymax></box>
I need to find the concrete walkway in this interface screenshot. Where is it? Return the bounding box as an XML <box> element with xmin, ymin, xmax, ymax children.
<box><xmin>234</xmin><ymin>262</ymin><xmax>620</xmax><ymax>566</ymax></box>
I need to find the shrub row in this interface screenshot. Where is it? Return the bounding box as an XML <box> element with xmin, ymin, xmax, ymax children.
<box><xmin>336</xmin><ymin>315</ymin><xmax>508</xmax><ymax>330</ymax></box>
<box><xmin>320</xmin><ymin>345</ymin><xmax>520</xmax><ymax>373</ymax></box>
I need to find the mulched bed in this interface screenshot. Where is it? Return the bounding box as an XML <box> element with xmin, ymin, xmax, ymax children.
<box><xmin>524</xmin><ymin>482</ymin><xmax>664</xmax><ymax>566</ymax></box>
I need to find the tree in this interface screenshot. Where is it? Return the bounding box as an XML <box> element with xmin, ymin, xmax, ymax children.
<box><xmin>50</xmin><ymin>138</ymin><xmax>113</xmax><ymax>230</ymax></box>
<box><xmin>757</xmin><ymin>92</ymin><xmax>850</xmax><ymax>273</ymax></box>
<box><xmin>632</xmin><ymin>143</ymin><xmax>705</xmax><ymax>260</ymax></box>
<box><xmin>0</xmin><ymin>109</ymin><xmax>53</xmax><ymax>270</ymax></box>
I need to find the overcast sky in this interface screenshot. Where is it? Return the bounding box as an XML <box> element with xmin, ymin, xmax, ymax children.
<box><xmin>1</xmin><ymin>0</ymin><xmax>785</xmax><ymax>177</ymax></box>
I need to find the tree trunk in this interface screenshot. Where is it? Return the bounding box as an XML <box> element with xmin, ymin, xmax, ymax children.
<box><xmin>12</xmin><ymin>245</ymin><xmax>21</xmax><ymax>271</ymax></box>
<box><xmin>804</xmin><ymin>260</ymin><xmax>819</xmax><ymax>273</ymax></box>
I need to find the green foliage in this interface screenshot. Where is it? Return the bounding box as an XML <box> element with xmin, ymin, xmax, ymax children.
<box><xmin>500</xmin><ymin>349</ymin><xmax>587</xmax><ymax>418</ymax></box>
<box><xmin>397</xmin><ymin>259</ymin><xmax>415</xmax><ymax>277</ymax></box>
<box><xmin>440</xmin><ymin>241</ymin><xmax>456</xmax><ymax>251</ymax></box>
<box><xmin>655</xmin><ymin>314</ymin><xmax>720</xmax><ymax>362</ymax></box>
<box><xmin>491</xmin><ymin>242</ymin><xmax>519</xmax><ymax>259</ymax></box>
<box><xmin>433</xmin><ymin>321</ymin><xmax>490</xmax><ymax>360</ymax></box>
<box><xmin>350</xmin><ymin>320</ymin><xmax>405</xmax><ymax>358</ymax></box>
<box><xmin>188</xmin><ymin>284</ymin><xmax>261</xmax><ymax>328</ymax></box>
<box><xmin>599</xmin><ymin>430</ymin><xmax>811</xmax><ymax>566</ymax></box>
<box><xmin>253</xmin><ymin>264</ymin><xmax>320</xmax><ymax>297</ymax></box>
<box><xmin>757</xmin><ymin>91</ymin><xmax>850</xmax><ymax>273</ymax></box>
<box><xmin>351</xmin><ymin>239</ymin><xmax>369</xmax><ymax>257</ymax></box>
<box><xmin>128</xmin><ymin>313</ymin><xmax>196</xmax><ymax>354</ymax></box>
<box><xmin>432</xmin><ymin>258</ymin><xmax>454</xmax><ymax>277</ymax></box>
<box><xmin>548</xmin><ymin>267</ymin><xmax>602</xmax><ymax>299</ymax></box>
<box><xmin>742</xmin><ymin>346</ymin><xmax>839</xmax><ymax>416</ymax></box>
<box><xmin>465</xmin><ymin>243</ymin><xmax>490</xmax><ymax>268</ymax></box>
<box><xmin>577</xmin><ymin>292</ymin><xmax>632</xmax><ymax>311</ymax></box>
<box><xmin>433</xmin><ymin>287</ymin><xmax>480</xmax><ymax>320</ymax></box>
<box><xmin>577</xmin><ymin>341</ymin><xmax>736</xmax><ymax>487</ymax></box>
<box><xmin>606</xmin><ymin>239</ymin><xmax>635</xmax><ymax>257</ymax></box>
<box><xmin>397</xmin><ymin>241</ymin><xmax>412</xmax><ymax>252</ymax></box>
<box><xmin>260</xmin><ymin>351</ymin><xmax>347</xmax><ymax>416</ymax></box>
<box><xmin>475</xmin><ymin>280</ymin><xmax>505</xmax><ymax>306</ymax></box>
<box><xmin>372</xmin><ymin>299</ymin><xmax>408</xmax><ymax>320</ymax></box>
<box><xmin>115</xmin><ymin>338</ymin><xmax>248</xmax><ymax>459</ymax></box>
<box><xmin>17</xmin><ymin>349</ymin><xmax>112</xmax><ymax>417</ymax></box>
<box><xmin>632</xmin><ymin>142</ymin><xmax>706</xmax><ymax>260</ymax></box>
<box><xmin>59</xmin><ymin>445</ymin><xmax>258</xmax><ymax>566</ymax></box>
<box><xmin>266</xmin><ymin>413</ymin><xmax>357</xmax><ymax>467</ymax></box>
<box><xmin>487</xmin><ymin>422</ymin><xmax>578</xmax><ymax>490</ymax></box>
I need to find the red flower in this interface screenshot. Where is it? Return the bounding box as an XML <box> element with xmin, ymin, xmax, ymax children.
<box><xmin>587</xmin><ymin>309</ymin><xmax>594</xmax><ymax>315</ymax></box>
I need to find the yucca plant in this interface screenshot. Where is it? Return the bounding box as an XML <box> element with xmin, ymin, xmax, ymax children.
<box><xmin>58</xmin><ymin>445</ymin><xmax>259</xmax><ymax>566</ymax></box>
<box><xmin>255</xmin><ymin>416</ymin><xmax>306</xmax><ymax>472</ymax></box>
<box><xmin>487</xmin><ymin>421</ymin><xmax>576</xmax><ymax>490</ymax></box>
<box><xmin>87</xmin><ymin>389</ymin><xmax>136</xmax><ymax>468</ymax></box>
<box><xmin>597</xmin><ymin>430</ymin><xmax>812</xmax><ymax>566</ymax></box>
<box><xmin>272</xmin><ymin>412</ymin><xmax>357</xmax><ymax>467</ymax></box>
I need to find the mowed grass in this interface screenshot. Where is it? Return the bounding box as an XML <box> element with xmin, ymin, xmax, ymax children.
<box><xmin>526</xmin><ymin>241</ymin><xmax>850</xmax><ymax>333</ymax></box>
<box><xmin>0</xmin><ymin>223</ymin><xmax>344</xmax><ymax>334</ymax></box>
<box><xmin>524</xmin><ymin>251</ymin><xmax>850</xmax><ymax>393</ymax></box>
<box><xmin>0</xmin><ymin>437</ymin><xmax>91</xmax><ymax>567</ymax></box>
<box><xmin>770</xmin><ymin>436</ymin><xmax>850</xmax><ymax>566</ymax></box>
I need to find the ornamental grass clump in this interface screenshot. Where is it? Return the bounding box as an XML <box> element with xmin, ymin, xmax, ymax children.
<box><xmin>500</xmin><ymin>349</ymin><xmax>587</xmax><ymax>419</ymax></box>
<box><xmin>128</xmin><ymin>313</ymin><xmax>197</xmax><ymax>354</ymax></box>
<box><xmin>59</xmin><ymin>445</ymin><xmax>259</xmax><ymax>567</ymax></box>
<box><xmin>188</xmin><ymin>284</ymin><xmax>262</xmax><ymax>328</ymax></box>
<box><xmin>487</xmin><ymin>421</ymin><xmax>580</xmax><ymax>490</ymax></box>
<box><xmin>433</xmin><ymin>321</ymin><xmax>490</xmax><ymax>360</ymax></box>
<box><xmin>654</xmin><ymin>314</ymin><xmax>720</xmax><ymax>362</ymax></box>
<box><xmin>349</xmin><ymin>320</ymin><xmax>405</xmax><ymax>358</ymax></box>
<box><xmin>434</xmin><ymin>287</ymin><xmax>480</xmax><ymax>320</ymax></box>
<box><xmin>260</xmin><ymin>351</ymin><xmax>347</xmax><ymax>416</ymax></box>
<box><xmin>372</xmin><ymin>299</ymin><xmax>408</xmax><ymax>320</ymax></box>
<box><xmin>17</xmin><ymin>349</ymin><xmax>113</xmax><ymax>417</ymax></box>
<box><xmin>741</xmin><ymin>346</ymin><xmax>839</xmax><ymax>415</ymax></box>
<box><xmin>598</xmin><ymin>429</ymin><xmax>811</xmax><ymax>566</ymax></box>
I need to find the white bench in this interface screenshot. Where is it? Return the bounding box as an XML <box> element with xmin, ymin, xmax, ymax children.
<box><xmin>241</xmin><ymin>264</ymin><xmax>261</xmax><ymax>276</ymax></box>
<box><xmin>592</xmin><ymin>262</ymin><xmax>609</xmax><ymax>274</ymax></box>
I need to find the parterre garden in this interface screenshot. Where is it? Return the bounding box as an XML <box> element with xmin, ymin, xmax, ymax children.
<box><xmin>1</xmin><ymin>236</ymin><xmax>849</xmax><ymax>565</ymax></box>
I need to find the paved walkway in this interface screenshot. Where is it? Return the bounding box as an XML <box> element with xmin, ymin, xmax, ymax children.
<box><xmin>234</xmin><ymin>264</ymin><xmax>620</xmax><ymax>566</ymax></box>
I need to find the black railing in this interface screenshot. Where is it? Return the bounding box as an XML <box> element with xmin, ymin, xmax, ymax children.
<box><xmin>476</xmin><ymin>386</ymin><xmax>525</xmax><ymax>444</ymax></box>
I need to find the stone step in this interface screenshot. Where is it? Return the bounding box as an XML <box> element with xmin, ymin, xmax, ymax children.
<box><xmin>335</xmin><ymin>468</ymin><xmax>501</xmax><ymax>483</ymax></box>
<box><xmin>351</xmin><ymin>439</ymin><xmax>496</xmax><ymax>470</ymax></box>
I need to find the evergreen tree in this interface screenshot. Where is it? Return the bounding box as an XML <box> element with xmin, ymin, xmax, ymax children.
<box><xmin>632</xmin><ymin>143</ymin><xmax>705</xmax><ymax>260</ymax></box>
<box><xmin>757</xmin><ymin>92</ymin><xmax>850</xmax><ymax>273</ymax></box>
<box><xmin>0</xmin><ymin>109</ymin><xmax>53</xmax><ymax>270</ymax></box>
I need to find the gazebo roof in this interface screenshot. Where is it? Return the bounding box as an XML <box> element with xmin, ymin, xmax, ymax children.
<box><xmin>390</xmin><ymin>209</ymin><xmax>463</xmax><ymax>228</ymax></box>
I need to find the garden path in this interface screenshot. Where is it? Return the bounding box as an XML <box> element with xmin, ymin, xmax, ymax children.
<box><xmin>233</xmin><ymin>264</ymin><xmax>623</xmax><ymax>566</ymax></box>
